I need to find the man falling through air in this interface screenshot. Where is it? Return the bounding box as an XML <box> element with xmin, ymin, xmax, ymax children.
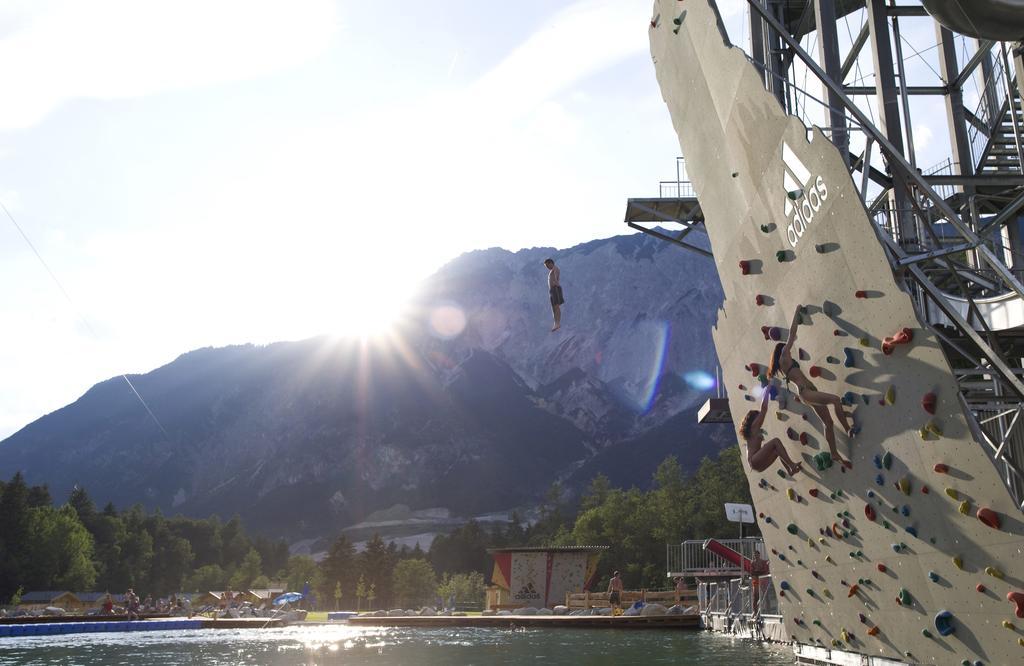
<box><xmin>544</xmin><ymin>258</ymin><xmax>564</xmax><ymax>331</ymax></box>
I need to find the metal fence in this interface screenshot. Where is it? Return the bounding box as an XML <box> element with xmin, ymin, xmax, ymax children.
<box><xmin>700</xmin><ymin>575</ymin><xmax>778</xmax><ymax>616</ymax></box>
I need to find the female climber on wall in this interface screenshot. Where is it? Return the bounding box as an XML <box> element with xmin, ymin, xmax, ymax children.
<box><xmin>739</xmin><ymin>390</ymin><xmax>803</xmax><ymax>476</ymax></box>
<box><xmin>768</xmin><ymin>305</ymin><xmax>854</xmax><ymax>468</ymax></box>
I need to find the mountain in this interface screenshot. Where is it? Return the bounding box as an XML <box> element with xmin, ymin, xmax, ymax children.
<box><xmin>0</xmin><ymin>231</ymin><xmax>730</xmax><ymax>541</ymax></box>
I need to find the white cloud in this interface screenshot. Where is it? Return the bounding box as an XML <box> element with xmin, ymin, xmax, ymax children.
<box><xmin>0</xmin><ymin>0</ymin><xmax>339</xmax><ymax>130</ymax></box>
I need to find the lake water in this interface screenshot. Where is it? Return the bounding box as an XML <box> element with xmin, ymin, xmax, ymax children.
<box><xmin>0</xmin><ymin>624</ymin><xmax>795</xmax><ymax>665</ymax></box>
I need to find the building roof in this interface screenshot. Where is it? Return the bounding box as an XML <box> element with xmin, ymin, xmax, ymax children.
<box><xmin>76</xmin><ymin>592</ymin><xmax>126</xmax><ymax>603</ymax></box>
<box><xmin>19</xmin><ymin>591</ymin><xmax>75</xmax><ymax>603</ymax></box>
<box><xmin>487</xmin><ymin>546</ymin><xmax>609</xmax><ymax>553</ymax></box>
<box><xmin>248</xmin><ymin>588</ymin><xmax>286</xmax><ymax>599</ymax></box>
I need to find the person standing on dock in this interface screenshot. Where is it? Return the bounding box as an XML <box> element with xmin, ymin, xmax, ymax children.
<box><xmin>607</xmin><ymin>571</ymin><xmax>623</xmax><ymax>614</ymax></box>
<box><xmin>544</xmin><ymin>258</ymin><xmax>564</xmax><ymax>332</ymax></box>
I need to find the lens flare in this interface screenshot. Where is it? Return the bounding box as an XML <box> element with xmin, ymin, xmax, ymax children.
<box><xmin>636</xmin><ymin>321</ymin><xmax>671</xmax><ymax>413</ymax></box>
<box><xmin>683</xmin><ymin>370</ymin><xmax>716</xmax><ymax>391</ymax></box>
<box><xmin>428</xmin><ymin>304</ymin><xmax>467</xmax><ymax>339</ymax></box>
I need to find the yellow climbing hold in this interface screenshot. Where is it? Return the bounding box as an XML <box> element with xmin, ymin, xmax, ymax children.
<box><xmin>859</xmin><ymin>337</ymin><xmax>870</xmax><ymax>347</ymax></box>
<box><xmin>840</xmin><ymin>628</ymin><xmax>851</xmax><ymax>643</ymax></box>
<box><xmin>884</xmin><ymin>385</ymin><xmax>895</xmax><ymax>405</ymax></box>
<box><xmin>952</xmin><ymin>556</ymin><xmax>963</xmax><ymax>569</ymax></box>
<box><xmin>958</xmin><ymin>500</ymin><xmax>970</xmax><ymax>515</ymax></box>
<box><xmin>925</xmin><ymin>420</ymin><xmax>942</xmax><ymax>437</ymax></box>
<box><xmin>897</xmin><ymin>477</ymin><xmax>911</xmax><ymax>495</ymax></box>
<box><xmin>825</xmin><ymin>555</ymin><xmax>835</xmax><ymax>564</ymax></box>
<box><xmin>823</xmin><ymin>589</ymin><xmax>833</xmax><ymax>599</ymax></box>
<box><xmin>819</xmin><ymin>538</ymin><xmax>827</xmax><ymax>544</ymax></box>
<box><xmin>807</xmin><ymin>538</ymin><xmax>815</xmax><ymax>548</ymax></box>
<box><xmin>945</xmin><ymin>488</ymin><xmax>959</xmax><ymax>500</ymax></box>
<box><xmin>985</xmin><ymin>566</ymin><xmax>1004</xmax><ymax>579</ymax></box>
<box><xmin>1003</xmin><ymin>620</ymin><xmax>1015</xmax><ymax>630</ymax></box>
<box><xmin>787</xmin><ymin>488</ymin><xmax>796</xmax><ymax>500</ymax></box>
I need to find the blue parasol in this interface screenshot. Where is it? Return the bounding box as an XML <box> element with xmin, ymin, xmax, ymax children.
<box><xmin>272</xmin><ymin>592</ymin><xmax>304</xmax><ymax>606</ymax></box>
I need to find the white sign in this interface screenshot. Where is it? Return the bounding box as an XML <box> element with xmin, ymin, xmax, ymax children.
<box><xmin>724</xmin><ymin>503</ymin><xmax>755</xmax><ymax>524</ymax></box>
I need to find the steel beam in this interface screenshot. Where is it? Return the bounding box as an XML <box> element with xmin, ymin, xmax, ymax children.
<box><xmin>626</xmin><ymin>222</ymin><xmax>713</xmax><ymax>258</ymax></box>
<box><xmin>814</xmin><ymin>0</ymin><xmax>848</xmax><ymax>163</ymax></box>
<box><xmin>843</xmin><ymin>86</ymin><xmax>948</xmax><ymax>96</ymax></box>
<box><xmin>865</xmin><ymin>0</ymin><xmax>915</xmax><ymax>245</ymax></box>
<box><xmin>840</xmin><ymin>23</ymin><xmax>869</xmax><ymax>82</ymax></box>
<box><xmin>952</xmin><ymin>41</ymin><xmax>995</xmax><ymax>90</ymax></box>
<box><xmin>937</xmin><ymin>26</ymin><xmax>974</xmax><ymax>178</ymax></box>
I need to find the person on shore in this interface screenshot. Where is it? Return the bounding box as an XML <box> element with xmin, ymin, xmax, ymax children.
<box><xmin>544</xmin><ymin>258</ymin><xmax>564</xmax><ymax>332</ymax></box>
<box><xmin>767</xmin><ymin>305</ymin><xmax>853</xmax><ymax>468</ymax></box>
<box><xmin>102</xmin><ymin>594</ymin><xmax>114</xmax><ymax>615</ymax></box>
<box><xmin>607</xmin><ymin>571</ymin><xmax>624</xmax><ymax>615</ymax></box>
<box><xmin>739</xmin><ymin>390</ymin><xmax>803</xmax><ymax>476</ymax></box>
<box><xmin>125</xmin><ymin>589</ymin><xmax>140</xmax><ymax>621</ymax></box>
<box><xmin>673</xmin><ymin>576</ymin><xmax>687</xmax><ymax>605</ymax></box>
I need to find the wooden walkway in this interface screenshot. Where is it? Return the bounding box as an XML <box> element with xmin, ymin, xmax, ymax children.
<box><xmin>347</xmin><ymin>614</ymin><xmax>700</xmax><ymax>630</ymax></box>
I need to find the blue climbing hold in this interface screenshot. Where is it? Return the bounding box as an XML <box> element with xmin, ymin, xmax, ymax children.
<box><xmin>873</xmin><ymin>454</ymin><xmax>883</xmax><ymax>469</ymax></box>
<box><xmin>928</xmin><ymin>571</ymin><xmax>939</xmax><ymax>582</ymax></box>
<box><xmin>844</xmin><ymin>347</ymin><xmax>856</xmax><ymax>368</ymax></box>
<box><xmin>876</xmin><ymin>474</ymin><xmax>885</xmax><ymax>486</ymax></box>
<box><xmin>934</xmin><ymin>610</ymin><xmax>954</xmax><ymax>636</ymax></box>
<box><xmin>780</xmin><ymin>581</ymin><xmax>791</xmax><ymax>590</ymax></box>
<box><xmin>905</xmin><ymin>526</ymin><xmax>918</xmax><ymax>537</ymax></box>
<box><xmin>901</xmin><ymin>505</ymin><xmax>910</xmax><ymax>517</ymax></box>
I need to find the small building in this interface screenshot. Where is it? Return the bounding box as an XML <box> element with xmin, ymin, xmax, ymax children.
<box><xmin>17</xmin><ymin>591</ymin><xmax>79</xmax><ymax>611</ymax></box>
<box><xmin>70</xmin><ymin>592</ymin><xmax>126</xmax><ymax>612</ymax></box>
<box><xmin>248</xmin><ymin>587</ymin><xmax>286</xmax><ymax>608</ymax></box>
<box><xmin>488</xmin><ymin>546</ymin><xmax>608</xmax><ymax>609</ymax></box>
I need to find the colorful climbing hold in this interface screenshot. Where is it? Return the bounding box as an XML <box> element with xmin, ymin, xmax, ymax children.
<box><xmin>1002</xmin><ymin>620</ymin><xmax>1015</xmax><ymax>630</ymax></box>
<box><xmin>855</xmin><ymin>290</ymin><xmax>867</xmax><ymax>298</ymax></box>
<box><xmin>976</xmin><ymin>507</ymin><xmax>1001</xmax><ymax>529</ymax></box>
<box><xmin>953</xmin><ymin>556</ymin><xmax>963</xmax><ymax>570</ymax></box>
<box><xmin>934</xmin><ymin>610</ymin><xmax>954</xmax><ymax>636</ymax></box>
<box><xmin>786</xmin><ymin>523</ymin><xmax>799</xmax><ymax>535</ymax></box>
<box><xmin>864</xmin><ymin>504</ymin><xmax>876</xmax><ymax>521</ymax></box>
<box><xmin>876</xmin><ymin>564</ymin><xmax>886</xmax><ymax>573</ymax></box>
<box><xmin>897</xmin><ymin>477</ymin><xmax>911</xmax><ymax>495</ymax></box>
<box><xmin>848</xmin><ymin>584</ymin><xmax>859</xmax><ymax>598</ymax></box>
<box><xmin>1006</xmin><ymin>591</ymin><xmax>1024</xmax><ymax>618</ymax></box>
<box><xmin>921</xmin><ymin>485</ymin><xmax>929</xmax><ymax>494</ymax></box>
<box><xmin>883</xmin><ymin>385</ymin><xmax>895</xmax><ymax>405</ymax></box>
<box><xmin>739</xmin><ymin>260</ymin><xmax>751</xmax><ymax>275</ymax></box>
<box><xmin>921</xmin><ymin>628</ymin><xmax>932</xmax><ymax>638</ymax></box>
<box><xmin>755</xmin><ymin>294</ymin><xmax>766</xmax><ymax>306</ymax></box>
<box><xmin>881</xmin><ymin>327</ymin><xmax>913</xmax><ymax>355</ymax></box>
<box><xmin>859</xmin><ymin>337</ymin><xmax>870</xmax><ymax>347</ymax></box>
<box><xmin>808</xmin><ymin>488</ymin><xmax>819</xmax><ymax>498</ymax></box>
<box><xmin>976</xmin><ymin>583</ymin><xmax>986</xmax><ymax>593</ymax></box>
<box><xmin>799</xmin><ymin>431</ymin><xmax>809</xmax><ymax>446</ymax></box>
<box><xmin>809</xmin><ymin>365</ymin><xmax>821</xmax><ymax>378</ymax></box>
<box><xmin>945</xmin><ymin>487</ymin><xmax>959</xmax><ymax>500</ymax></box>
<box><xmin>779</xmin><ymin>581</ymin><xmax>790</xmax><ymax>591</ymax></box>
<box><xmin>786</xmin><ymin>427</ymin><xmax>798</xmax><ymax>441</ymax></box>
<box><xmin>813</xmin><ymin>452</ymin><xmax>833</xmax><ymax>471</ymax></box>
<box><xmin>867</xmin><ymin>626</ymin><xmax>879</xmax><ymax>636</ymax></box>
<box><xmin>776</xmin><ymin>250</ymin><xmax>789</xmax><ymax>262</ymax></box>
<box><xmin>958</xmin><ymin>500</ymin><xmax>970</xmax><ymax>515</ymax></box>
<box><xmin>901</xmin><ymin>505</ymin><xmax>910</xmax><ymax>517</ymax></box>
<box><xmin>843</xmin><ymin>348</ymin><xmax>855</xmax><ymax>368</ymax></box>
<box><xmin>905</xmin><ymin>526</ymin><xmax>918</xmax><ymax>537</ymax></box>
<box><xmin>777</xmin><ymin>469</ymin><xmax>787</xmax><ymax>479</ymax></box>
<box><xmin>897</xmin><ymin>588</ymin><xmax>912</xmax><ymax>605</ymax></box>
<box><xmin>921</xmin><ymin>391</ymin><xmax>937</xmax><ymax>414</ymax></box>
<box><xmin>760</xmin><ymin>224</ymin><xmax>770</xmax><ymax>233</ymax></box>
<box><xmin>985</xmin><ymin>566</ymin><xmax>1004</xmax><ymax>579</ymax></box>
<box><xmin>928</xmin><ymin>571</ymin><xmax>940</xmax><ymax>582</ymax></box>
<box><xmin>934</xmin><ymin>463</ymin><xmax>949</xmax><ymax>474</ymax></box>
<box><xmin>875</xmin><ymin>474</ymin><xmax>885</xmax><ymax>486</ymax></box>
<box><xmin>787</xmin><ymin>488</ymin><xmax>796</xmax><ymax>501</ymax></box>
<box><xmin>882</xmin><ymin>451</ymin><xmax>893</xmax><ymax>470</ymax></box>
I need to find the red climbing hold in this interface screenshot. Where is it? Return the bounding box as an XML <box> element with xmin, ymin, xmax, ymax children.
<box><xmin>738</xmin><ymin>384</ymin><xmax>746</xmax><ymax>391</ymax></box>
<box><xmin>977</xmin><ymin>583</ymin><xmax>986</xmax><ymax>593</ymax></box>
<box><xmin>740</xmin><ymin>260</ymin><xmax>751</xmax><ymax>275</ymax></box>
<box><xmin>921</xmin><ymin>392</ymin><xmax>937</xmax><ymax>414</ymax></box>
<box><xmin>864</xmin><ymin>504</ymin><xmax>876</xmax><ymax>521</ymax></box>
<box><xmin>934</xmin><ymin>463</ymin><xmax>949</xmax><ymax>474</ymax></box>
<box><xmin>921</xmin><ymin>485</ymin><xmax>929</xmax><ymax>494</ymax></box>
<box><xmin>808</xmin><ymin>488</ymin><xmax>819</xmax><ymax>498</ymax></box>
<box><xmin>881</xmin><ymin>327</ymin><xmax>913</xmax><ymax>355</ymax></box>
<box><xmin>876</xmin><ymin>563</ymin><xmax>887</xmax><ymax>573</ymax></box>
<box><xmin>1007</xmin><ymin>591</ymin><xmax>1024</xmax><ymax>619</ymax></box>
<box><xmin>833</xmin><ymin>329</ymin><xmax>843</xmax><ymax>336</ymax></box>
<box><xmin>976</xmin><ymin>507</ymin><xmax>1001</xmax><ymax>530</ymax></box>
<box><xmin>867</xmin><ymin>626</ymin><xmax>880</xmax><ymax>636</ymax></box>
<box><xmin>809</xmin><ymin>365</ymin><xmax>821</xmax><ymax>378</ymax></box>
<box><xmin>799</xmin><ymin>432</ymin><xmax>809</xmax><ymax>446</ymax></box>
<box><xmin>755</xmin><ymin>294</ymin><xmax>766</xmax><ymax>306</ymax></box>
<box><xmin>855</xmin><ymin>290</ymin><xmax>868</xmax><ymax>298</ymax></box>
<box><xmin>749</xmin><ymin>363</ymin><xmax>761</xmax><ymax>377</ymax></box>
<box><xmin>848</xmin><ymin>584</ymin><xmax>860</xmax><ymax>598</ymax></box>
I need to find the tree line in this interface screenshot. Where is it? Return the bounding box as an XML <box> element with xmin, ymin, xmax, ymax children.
<box><xmin>0</xmin><ymin>446</ymin><xmax>752</xmax><ymax>608</ymax></box>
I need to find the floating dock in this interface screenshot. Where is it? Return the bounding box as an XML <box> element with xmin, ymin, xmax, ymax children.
<box><xmin>346</xmin><ymin>614</ymin><xmax>700</xmax><ymax>629</ymax></box>
<box><xmin>0</xmin><ymin>617</ymin><xmax>284</xmax><ymax>637</ymax></box>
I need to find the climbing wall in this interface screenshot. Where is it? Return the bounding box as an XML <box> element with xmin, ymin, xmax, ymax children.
<box><xmin>649</xmin><ymin>1</ymin><xmax>1024</xmax><ymax>663</ymax></box>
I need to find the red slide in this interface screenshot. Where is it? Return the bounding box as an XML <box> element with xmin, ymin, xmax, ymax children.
<box><xmin>703</xmin><ymin>539</ymin><xmax>770</xmax><ymax>575</ymax></box>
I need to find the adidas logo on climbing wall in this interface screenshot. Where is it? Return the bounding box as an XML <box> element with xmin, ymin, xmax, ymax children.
<box><xmin>781</xmin><ymin>141</ymin><xmax>828</xmax><ymax>248</ymax></box>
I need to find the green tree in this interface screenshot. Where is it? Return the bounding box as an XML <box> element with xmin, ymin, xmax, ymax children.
<box><xmin>184</xmin><ymin>564</ymin><xmax>227</xmax><ymax>592</ymax></box>
<box><xmin>24</xmin><ymin>504</ymin><xmax>97</xmax><ymax>591</ymax></box>
<box><xmin>436</xmin><ymin>571</ymin><xmax>485</xmax><ymax>609</ymax></box>
<box><xmin>320</xmin><ymin>535</ymin><xmax>355</xmax><ymax>605</ymax></box>
<box><xmin>358</xmin><ymin>535</ymin><xmax>395</xmax><ymax>608</ymax></box>
<box><xmin>392</xmin><ymin>558</ymin><xmax>437</xmax><ymax>608</ymax></box>
<box><xmin>333</xmin><ymin>581</ymin><xmax>342</xmax><ymax>609</ymax></box>
<box><xmin>228</xmin><ymin>548</ymin><xmax>263</xmax><ymax>590</ymax></box>
<box><xmin>283</xmin><ymin>556</ymin><xmax>323</xmax><ymax>594</ymax></box>
<box><xmin>355</xmin><ymin>574</ymin><xmax>366</xmax><ymax>611</ymax></box>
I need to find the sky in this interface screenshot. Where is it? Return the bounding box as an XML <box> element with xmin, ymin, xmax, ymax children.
<box><xmin>0</xmin><ymin>1</ymin><xmax>973</xmax><ymax>439</ymax></box>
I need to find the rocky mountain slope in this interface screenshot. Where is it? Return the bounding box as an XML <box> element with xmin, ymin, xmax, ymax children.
<box><xmin>0</xmin><ymin>231</ymin><xmax>730</xmax><ymax>539</ymax></box>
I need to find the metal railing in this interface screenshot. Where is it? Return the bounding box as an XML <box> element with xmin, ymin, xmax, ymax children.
<box><xmin>666</xmin><ymin>538</ymin><xmax>766</xmax><ymax>577</ymax></box>
<box><xmin>659</xmin><ymin>180</ymin><xmax>697</xmax><ymax>198</ymax></box>
<box><xmin>700</xmin><ymin>575</ymin><xmax>778</xmax><ymax>616</ymax></box>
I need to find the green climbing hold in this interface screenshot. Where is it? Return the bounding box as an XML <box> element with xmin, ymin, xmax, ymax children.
<box><xmin>787</xmin><ymin>523</ymin><xmax>799</xmax><ymax>535</ymax></box>
<box><xmin>921</xmin><ymin>628</ymin><xmax>932</xmax><ymax>638</ymax></box>
<box><xmin>777</xmin><ymin>469</ymin><xmax>788</xmax><ymax>478</ymax></box>
<box><xmin>776</xmin><ymin>250</ymin><xmax>788</xmax><ymax>262</ymax></box>
<box><xmin>897</xmin><ymin>588</ymin><xmax>912</xmax><ymax>605</ymax></box>
<box><xmin>813</xmin><ymin>451</ymin><xmax>833</xmax><ymax>471</ymax></box>
<box><xmin>882</xmin><ymin>451</ymin><xmax>892</xmax><ymax>469</ymax></box>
